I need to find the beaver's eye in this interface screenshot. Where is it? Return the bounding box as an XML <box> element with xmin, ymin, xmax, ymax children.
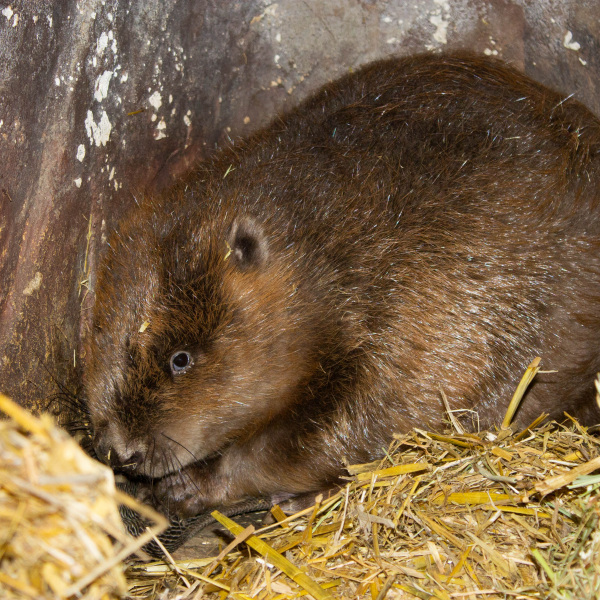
<box><xmin>170</xmin><ymin>351</ymin><xmax>193</xmax><ymax>375</ymax></box>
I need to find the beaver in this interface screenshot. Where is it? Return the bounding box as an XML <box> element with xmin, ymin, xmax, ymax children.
<box><xmin>85</xmin><ymin>53</ymin><xmax>600</xmax><ymax>519</ymax></box>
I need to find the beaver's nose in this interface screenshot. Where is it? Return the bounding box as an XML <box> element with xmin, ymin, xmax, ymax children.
<box><xmin>93</xmin><ymin>424</ymin><xmax>145</xmax><ymax>473</ymax></box>
<box><xmin>109</xmin><ymin>448</ymin><xmax>145</xmax><ymax>473</ymax></box>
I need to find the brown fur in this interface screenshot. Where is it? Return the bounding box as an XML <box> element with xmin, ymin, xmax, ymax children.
<box><xmin>85</xmin><ymin>53</ymin><xmax>600</xmax><ymax>518</ymax></box>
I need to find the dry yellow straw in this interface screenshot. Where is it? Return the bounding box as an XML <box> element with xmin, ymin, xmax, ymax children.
<box><xmin>0</xmin><ymin>392</ymin><xmax>168</xmax><ymax>599</ymax></box>
<box><xmin>211</xmin><ymin>510</ymin><xmax>333</xmax><ymax>600</ymax></box>
<box><xmin>501</xmin><ymin>357</ymin><xmax>541</xmax><ymax>429</ymax></box>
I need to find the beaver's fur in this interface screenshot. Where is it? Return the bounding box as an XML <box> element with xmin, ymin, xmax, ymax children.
<box><xmin>85</xmin><ymin>53</ymin><xmax>600</xmax><ymax>517</ymax></box>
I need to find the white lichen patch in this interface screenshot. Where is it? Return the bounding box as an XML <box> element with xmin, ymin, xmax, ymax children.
<box><xmin>429</xmin><ymin>0</ymin><xmax>450</xmax><ymax>45</ymax></box>
<box><xmin>74</xmin><ymin>178</ymin><xmax>82</xmax><ymax>188</ymax></box>
<box><xmin>76</xmin><ymin>144</ymin><xmax>85</xmax><ymax>162</ymax></box>
<box><xmin>107</xmin><ymin>29</ymin><xmax>117</xmax><ymax>54</ymax></box>
<box><xmin>94</xmin><ymin>70</ymin><xmax>113</xmax><ymax>102</ymax></box>
<box><xmin>483</xmin><ymin>36</ymin><xmax>500</xmax><ymax>57</ymax></box>
<box><xmin>429</xmin><ymin>13</ymin><xmax>448</xmax><ymax>44</ymax></box>
<box><xmin>155</xmin><ymin>117</ymin><xmax>167</xmax><ymax>140</ymax></box>
<box><xmin>96</xmin><ymin>31</ymin><xmax>109</xmax><ymax>55</ymax></box>
<box><xmin>149</xmin><ymin>91</ymin><xmax>162</xmax><ymax>110</ymax></box>
<box><xmin>85</xmin><ymin>110</ymin><xmax>112</xmax><ymax>147</ymax></box>
<box><xmin>563</xmin><ymin>31</ymin><xmax>581</xmax><ymax>51</ymax></box>
<box><xmin>23</xmin><ymin>272</ymin><xmax>42</xmax><ymax>296</ymax></box>
<box><xmin>2</xmin><ymin>6</ymin><xmax>18</xmax><ymax>27</ymax></box>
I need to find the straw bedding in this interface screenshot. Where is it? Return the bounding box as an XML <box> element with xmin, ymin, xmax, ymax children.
<box><xmin>1</xmin><ymin>362</ymin><xmax>599</xmax><ymax>599</ymax></box>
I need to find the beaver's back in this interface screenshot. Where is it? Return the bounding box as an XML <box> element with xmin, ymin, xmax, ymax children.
<box><xmin>175</xmin><ymin>53</ymin><xmax>600</xmax><ymax>431</ymax></box>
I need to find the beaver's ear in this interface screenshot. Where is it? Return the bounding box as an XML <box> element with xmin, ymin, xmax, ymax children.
<box><xmin>227</xmin><ymin>216</ymin><xmax>268</xmax><ymax>270</ymax></box>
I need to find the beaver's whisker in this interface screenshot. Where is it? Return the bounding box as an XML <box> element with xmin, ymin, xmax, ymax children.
<box><xmin>161</xmin><ymin>432</ymin><xmax>200</xmax><ymax>463</ymax></box>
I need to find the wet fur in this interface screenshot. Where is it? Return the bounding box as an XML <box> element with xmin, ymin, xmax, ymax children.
<box><xmin>85</xmin><ymin>53</ymin><xmax>600</xmax><ymax>517</ymax></box>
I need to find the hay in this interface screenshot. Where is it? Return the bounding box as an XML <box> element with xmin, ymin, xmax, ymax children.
<box><xmin>126</xmin><ymin>364</ymin><xmax>600</xmax><ymax>599</ymax></box>
<box><xmin>0</xmin><ymin>393</ymin><xmax>167</xmax><ymax>600</ymax></box>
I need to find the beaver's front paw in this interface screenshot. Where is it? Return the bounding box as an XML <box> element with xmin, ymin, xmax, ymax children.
<box><xmin>148</xmin><ymin>467</ymin><xmax>215</xmax><ymax>518</ymax></box>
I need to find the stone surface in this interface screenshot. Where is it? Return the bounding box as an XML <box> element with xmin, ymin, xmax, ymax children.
<box><xmin>0</xmin><ymin>0</ymin><xmax>598</xmax><ymax>419</ymax></box>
